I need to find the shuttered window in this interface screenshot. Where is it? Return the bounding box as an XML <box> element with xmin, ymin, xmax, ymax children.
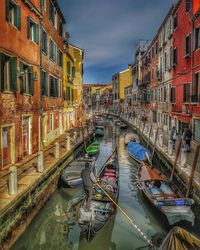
<box><xmin>67</xmin><ymin>61</ymin><xmax>70</xmax><ymax>75</ymax></box>
<box><xmin>185</xmin><ymin>34</ymin><xmax>191</xmax><ymax>57</ymax></box>
<box><xmin>42</xmin><ymin>29</ymin><xmax>47</xmax><ymax>54</ymax></box>
<box><xmin>6</xmin><ymin>0</ymin><xmax>21</xmax><ymax>30</ymax></box>
<box><xmin>41</xmin><ymin>70</ymin><xmax>48</xmax><ymax>96</ymax></box>
<box><xmin>72</xmin><ymin>66</ymin><xmax>75</xmax><ymax>78</ymax></box>
<box><xmin>59</xmin><ymin>20</ymin><xmax>63</xmax><ymax>37</ymax></box>
<box><xmin>186</xmin><ymin>0</ymin><xmax>192</xmax><ymax>12</ymax></box>
<box><xmin>183</xmin><ymin>83</ymin><xmax>190</xmax><ymax>103</ymax></box>
<box><xmin>66</xmin><ymin>87</ymin><xmax>71</xmax><ymax>102</ymax></box>
<box><xmin>195</xmin><ymin>26</ymin><xmax>200</xmax><ymax>50</ymax></box>
<box><xmin>50</xmin><ymin>40</ymin><xmax>56</xmax><ymax>62</ymax></box>
<box><xmin>0</xmin><ymin>53</ymin><xmax>17</xmax><ymax>93</ymax></box>
<box><xmin>49</xmin><ymin>75</ymin><xmax>58</xmax><ymax>98</ymax></box>
<box><xmin>27</xmin><ymin>17</ymin><xmax>39</xmax><ymax>44</ymax></box>
<box><xmin>173</xmin><ymin>48</ymin><xmax>178</xmax><ymax>66</ymax></box>
<box><xmin>171</xmin><ymin>87</ymin><xmax>176</xmax><ymax>103</ymax></box>
<box><xmin>58</xmin><ymin>50</ymin><xmax>63</xmax><ymax>67</ymax></box>
<box><xmin>19</xmin><ymin>62</ymin><xmax>34</xmax><ymax>95</ymax></box>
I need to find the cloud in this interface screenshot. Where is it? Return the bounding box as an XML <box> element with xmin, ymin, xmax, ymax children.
<box><xmin>59</xmin><ymin>0</ymin><xmax>177</xmax><ymax>83</ymax></box>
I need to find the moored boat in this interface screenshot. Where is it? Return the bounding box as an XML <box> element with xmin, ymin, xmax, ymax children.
<box><xmin>124</xmin><ymin>133</ymin><xmax>140</xmax><ymax>145</ymax></box>
<box><xmin>86</xmin><ymin>141</ymin><xmax>100</xmax><ymax>156</ymax></box>
<box><xmin>95</xmin><ymin>128</ymin><xmax>104</xmax><ymax>137</ymax></box>
<box><xmin>127</xmin><ymin>141</ymin><xmax>151</xmax><ymax>164</ymax></box>
<box><xmin>120</xmin><ymin>122</ymin><xmax>127</xmax><ymax>129</ymax></box>
<box><xmin>160</xmin><ymin>226</ymin><xmax>200</xmax><ymax>250</ymax></box>
<box><xmin>59</xmin><ymin>157</ymin><xmax>96</xmax><ymax>188</ymax></box>
<box><xmin>78</xmin><ymin>148</ymin><xmax>119</xmax><ymax>241</ymax></box>
<box><xmin>138</xmin><ymin>163</ymin><xmax>195</xmax><ymax>226</ymax></box>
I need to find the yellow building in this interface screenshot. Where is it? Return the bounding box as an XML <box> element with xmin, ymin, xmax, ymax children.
<box><xmin>63</xmin><ymin>43</ymin><xmax>76</xmax><ymax>130</ymax></box>
<box><xmin>69</xmin><ymin>43</ymin><xmax>84</xmax><ymax>126</ymax></box>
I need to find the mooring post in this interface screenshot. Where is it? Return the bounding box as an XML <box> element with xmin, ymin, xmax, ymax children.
<box><xmin>37</xmin><ymin>151</ymin><xmax>44</xmax><ymax>173</ymax></box>
<box><xmin>186</xmin><ymin>144</ymin><xmax>200</xmax><ymax>197</ymax></box>
<box><xmin>66</xmin><ymin>135</ymin><xmax>70</xmax><ymax>151</ymax></box>
<box><xmin>81</xmin><ymin>125</ymin><xmax>86</xmax><ymax>150</ymax></box>
<box><xmin>159</xmin><ymin>133</ymin><xmax>163</xmax><ymax>147</ymax></box>
<box><xmin>147</xmin><ymin>124</ymin><xmax>153</xmax><ymax>148</ymax></box>
<box><xmin>152</xmin><ymin>127</ymin><xmax>159</xmax><ymax>158</ymax></box>
<box><xmin>170</xmin><ymin>139</ymin><xmax>182</xmax><ymax>180</ymax></box>
<box><xmin>54</xmin><ymin>142</ymin><xmax>60</xmax><ymax>159</ymax></box>
<box><xmin>180</xmin><ymin>147</ymin><xmax>187</xmax><ymax>167</ymax></box>
<box><xmin>9</xmin><ymin>166</ymin><xmax>18</xmax><ymax>195</ymax></box>
<box><xmin>73</xmin><ymin>131</ymin><xmax>77</xmax><ymax>142</ymax></box>
<box><xmin>168</xmin><ymin>140</ymin><xmax>173</xmax><ymax>156</ymax></box>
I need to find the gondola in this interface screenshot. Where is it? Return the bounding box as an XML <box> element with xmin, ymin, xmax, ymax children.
<box><xmin>59</xmin><ymin>156</ymin><xmax>96</xmax><ymax>188</ymax></box>
<box><xmin>138</xmin><ymin>163</ymin><xmax>195</xmax><ymax>226</ymax></box>
<box><xmin>95</xmin><ymin>128</ymin><xmax>104</xmax><ymax>137</ymax></box>
<box><xmin>86</xmin><ymin>141</ymin><xmax>100</xmax><ymax>156</ymax></box>
<box><xmin>124</xmin><ymin>133</ymin><xmax>140</xmax><ymax>145</ymax></box>
<box><xmin>127</xmin><ymin>141</ymin><xmax>151</xmax><ymax>164</ymax></box>
<box><xmin>78</xmin><ymin>148</ymin><xmax>119</xmax><ymax>241</ymax></box>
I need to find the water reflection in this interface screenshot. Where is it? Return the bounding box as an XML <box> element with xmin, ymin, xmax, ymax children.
<box><xmin>12</xmin><ymin>121</ymin><xmax>200</xmax><ymax>250</ymax></box>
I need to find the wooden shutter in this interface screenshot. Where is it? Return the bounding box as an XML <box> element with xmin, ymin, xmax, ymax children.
<box><xmin>0</xmin><ymin>53</ymin><xmax>5</xmax><ymax>92</ymax></box>
<box><xmin>29</xmin><ymin>66</ymin><xmax>34</xmax><ymax>95</ymax></box>
<box><xmin>16</xmin><ymin>5</ymin><xmax>21</xmax><ymax>30</ymax></box>
<box><xmin>27</xmin><ymin>17</ymin><xmax>31</xmax><ymax>39</ymax></box>
<box><xmin>35</xmin><ymin>24</ymin><xmax>39</xmax><ymax>44</ymax></box>
<box><xmin>20</xmin><ymin>62</ymin><xmax>24</xmax><ymax>94</ymax></box>
<box><xmin>9</xmin><ymin>57</ymin><xmax>17</xmax><ymax>93</ymax></box>
<box><xmin>5</xmin><ymin>0</ymin><xmax>10</xmax><ymax>21</ymax></box>
<box><xmin>67</xmin><ymin>62</ymin><xmax>70</xmax><ymax>75</ymax></box>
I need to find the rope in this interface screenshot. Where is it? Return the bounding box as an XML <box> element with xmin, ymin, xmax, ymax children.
<box><xmin>96</xmin><ymin>183</ymin><xmax>153</xmax><ymax>247</ymax></box>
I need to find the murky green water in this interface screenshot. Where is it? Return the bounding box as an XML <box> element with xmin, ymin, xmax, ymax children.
<box><xmin>12</xmin><ymin>123</ymin><xmax>200</xmax><ymax>250</ymax></box>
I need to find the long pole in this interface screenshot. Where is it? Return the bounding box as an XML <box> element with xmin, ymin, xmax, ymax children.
<box><xmin>95</xmin><ymin>183</ymin><xmax>153</xmax><ymax>247</ymax></box>
<box><xmin>170</xmin><ymin>138</ymin><xmax>182</xmax><ymax>180</ymax></box>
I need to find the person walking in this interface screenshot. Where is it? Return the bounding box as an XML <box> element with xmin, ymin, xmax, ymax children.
<box><xmin>81</xmin><ymin>162</ymin><xmax>98</xmax><ymax>211</ymax></box>
<box><xmin>183</xmin><ymin>125</ymin><xmax>193</xmax><ymax>152</ymax></box>
<box><xmin>170</xmin><ymin>126</ymin><xmax>177</xmax><ymax>150</ymax></box>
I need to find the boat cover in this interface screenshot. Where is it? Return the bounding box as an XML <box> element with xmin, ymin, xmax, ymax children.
<box><xmin>127</xmin><ymin>142</ymin><xmax>150</xmax><ymax>161</ymax></box>
<box><xmin>160</xmin><ymin>226</ymin><xmax>200</xmax><ymax>250</ymax></box>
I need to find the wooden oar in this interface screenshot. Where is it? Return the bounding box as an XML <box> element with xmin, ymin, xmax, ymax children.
<box><xmin>95</xmin><ymin>182</ymin><xmax>153</xmax><ymax>247</ymax></box>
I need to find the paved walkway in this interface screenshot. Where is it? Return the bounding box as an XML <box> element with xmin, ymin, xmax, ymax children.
<box><xmin>0</xmin><ymin>125</ymin><xmax>94</xmax><ymax>215</ymax></box>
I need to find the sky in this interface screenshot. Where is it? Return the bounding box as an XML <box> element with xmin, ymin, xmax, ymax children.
<box><xmin>59</xmin><ymin>0</ymin><xmax>177</xmax><ymax>84</ymax></box>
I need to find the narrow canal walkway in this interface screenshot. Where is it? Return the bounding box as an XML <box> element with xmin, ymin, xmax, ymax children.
<box><xmin>12</xmin><ymin>124</ymin><xmax>200</xmax><ymax>250</ymax></box>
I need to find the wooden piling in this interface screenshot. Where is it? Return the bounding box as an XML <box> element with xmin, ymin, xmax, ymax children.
<box><xmin>81</xmin><ymin>124</ymin><xmax>86</xmax><ymax>150</ymax></box>
<box><xmin>147</xmin><ymin>124</ymin><xmax>152</xmax><ymax>148</ymax></box>
<box><xmin>152</xmin><ymin>127</ymin><xmax>159</xmax><ymax>159</ymax></box>
<box><xmin>170</xmin><ymin>139</ymin><xmax>182</xmax><ymax>180</ymax></box>
<box><xmin>186</xmin><ymin>144</ymin><xmax>200</xmax><ymax>197</ymax></box>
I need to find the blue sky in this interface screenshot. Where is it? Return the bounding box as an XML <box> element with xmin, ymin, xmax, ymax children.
<box><xmin>59</xmin><ymin>0</ymin><xmax>177</xmax><ymax>83</ymax></box>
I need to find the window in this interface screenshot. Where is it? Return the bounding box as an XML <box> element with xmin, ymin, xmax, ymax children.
<box><xmin>50</xmin><ymin>1</ymin><xmax>57</xmax><ymax>28</ymax></box>
<box><xmin>170</xmin><ymin>47</ymin><xmax>173</xmax><ymax>68</ymax></box>
<box><xmin>42</xmin><ymin>29</ymin><xmax>47</xmax><ymax>54</ymax></box>
<box><xmin>185</xmin><ymin>34</ymin><xmax>191</xmax><ymax>57</ymax></box>
<box><xmin>40</xmin><ymin>0</ymin><xmax>46</xmax><ymax>11</ymax></box>
<box><xmin>156</xmin><ymin>42</ymin><xmax>158</xmax><ymax>54</ymax></box>
<box><xmin>152</xmin><ymin>47</ymin><xmax>154</xmax><ymax>58</ymax></box>
<box><xmin>50</xmin><ymin>40</ymin><xmax>56</xmax><ymax>62</ymax></box>
<box><xmin>173</xmin><ymin>48</ymin><xmax>177</xmax><ymax>66</ymax></box>
<box><xmin>0</xmin><ymin>53</ymin><xmax>17</xmax><ymax>92</ymax></box>
<box><xmin>27</xmin><ymin>17</ymin><xmax>39</xmax><ymax>44</ymax></box>
<box><xmin>59</xmin><ymin>20</ymin><xmax>63</xmax><ymax>37</ymax></box>
<box><xmin>191</xmin><ymin>72</ymin><xmax>200</xmax><ymax>102</ymax></box>
<box><xmin>59</xmin><ymin>80</ymin><xmax>62</xmax><ymax>98</ymax></box>
<box><xmin>171</xmin><ymin>87</ymin><xmax>176</xmax><ymax>103</ymax></box>
<box><xmin>50</xmin><ymin>113</ymin><xmax>53</xmax><ymax>131</ymax></box>
<box><xmin>194</xmin><ymin>119</ymin><xmax>200</xmax><ymax>142</ymax></box>
<box><xmin>164</xmin><ymin>86</ymin><xmax>167</xmax><ymax>102</ymax></box>
<box><xmin>183</xmin><ymin>83</ymin><xmax>190</xmax><ymax>102</ymax></box>
<box><xmin>41</xmin><ymin>70</ymin><xmax>48</xmax><ymax>96</ymax></box>
<box><xmin>195</xmin><ymin>26</ymin><xmax>200</xmax><ymax>50</ymax></box>
<box><xmin>67</xmin><ymin>61</ymin><xmax>70</xmax><ymax>75</ymax></box>
<box><xmin>186</xmin><ymin>0</ymin><xmax>192</xmax><ymax>12</ymax></box>
<box><xmin>49</xmin><ymin>75</ymin><xmax>58</xmax><ymax>97</ymax></box>
<box><xmin>58</xmin><ymin>50</ymin><xmax>63</xmax><ymax>67</ymax></box>
<box><xmin>6</xmin><ymin>0</ymin><xmax>21</xmax><ymax>30</ymax></box>
<box><xmin>164</xmin><ymin>52</ymin><xmax>167</xmax><ymax>72</ymax></box>
<box><xmin>19</xmin><ymin>62</ymin><xmax>34</xmax><ymax>95</ymax></box>
<box><xmin>72</xmin><ymin>66</ymin><xmax>75</xmax><ymax>78</ymax></box>
<box><xmin>152</xmin><ymin>111</ymin><xmax>157</xmax><ymax>123</ymax></box>
<box><xmin>66</xmin><ymin>86</ymin><xmax>71</xmax><ymax>101</ymax></box>
<box><xmin>173</xmin><ymin>15</ymin><xmax>178</xmax><ymax>30</ymax></box>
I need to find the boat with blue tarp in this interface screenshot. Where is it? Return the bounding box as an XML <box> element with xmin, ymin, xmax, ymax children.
<box><xmin>127</xmin><ymin>141</ymin><xmax>151</xmax><ymax>164</ymax></box>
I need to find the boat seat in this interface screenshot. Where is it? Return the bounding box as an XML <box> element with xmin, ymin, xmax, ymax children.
<box><xmin>103</xmin><ymin>173</ymin><xmax>116</xmax><ymax>177</ymax></box>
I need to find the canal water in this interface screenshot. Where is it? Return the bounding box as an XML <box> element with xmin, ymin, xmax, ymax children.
<box><xmin>12</xmin><ymin>122</ymin><xmax>200</xmax><ymax>250</ymax></box>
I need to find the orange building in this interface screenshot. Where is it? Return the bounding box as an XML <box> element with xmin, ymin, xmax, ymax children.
<box><xmin>0</xmin><ymin>0</ymin><xmax>42</xmax><ymax>168</ymax></box>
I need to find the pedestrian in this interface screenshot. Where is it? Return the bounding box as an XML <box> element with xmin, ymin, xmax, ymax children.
<box><xmin>183</xmin><ymin>125</ymin><xmax>192</xmax><ymax>152</ymax></box>
<box><xmin>81</xmin><ymin>162</ymin><xmax>98</xmax><ymax>211</ymax></box>
<box><xmin>170</xmin><ymin>126</ymin><xmax>177</xmax><ymax>150</ymax></box>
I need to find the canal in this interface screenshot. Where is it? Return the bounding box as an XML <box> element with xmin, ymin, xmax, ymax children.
<box><xmin>12</xmin><ymin>122</ymin><xmax>200</xmax><ymax>250</ymax></box>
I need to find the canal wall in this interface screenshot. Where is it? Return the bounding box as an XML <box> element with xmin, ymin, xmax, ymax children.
<box><xmin>107</xmin><ymin>113</ymin><xmax>200</xmax><ymax>205</ymax></box>
<box><xmin>0</xmin><ymin>128</ymin><xmax>95</xmax><ymax>250</ymax></box>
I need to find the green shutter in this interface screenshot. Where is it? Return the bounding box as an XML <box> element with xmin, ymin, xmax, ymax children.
<box><xmin>20</xmin><ymin>62</ymin><xmax>24</xmax><ymax>94</ymax></box>
<box><xmin>5</xmin><ymin>0</ymin><xmax>10</xmax><ymax>22</ymax></box>
<box><xmin>27</xmin><ymin>17</ymin><xmax>31</xmax><ymax>39</ymax></box>
<box><xmin>0</xmin><ymin>53</ymin><xmax>5</xmax><ymax>92</ymax></box>
<box><xmin>72</xmin><ymin>66</ymin><xmax>75</xmax><ymax>78</ymax></box>
<box><xmin>35</xmin><ymin>24</ymin><xmax>39</xmax><ymax>44</ymax></box>
<box><xmin>67</xmin><ymin>62</ymin><xmax>70</xmax><ymax>75</ymax></box>
<box><xmin>16</xmin><ymin>5</ymin><xmax>21</xmax><ymax>30</ymax></box>
<box><xmin>9</xmin><ymin>57</ymin><xmax>17</xmax><ymax>92</ymax></box>
<box><xmin>29</xmin><ymin>66</ymin><xmax>34</xmax><ymax>95</ymax></box>
<box><xmin>44</xmin><ymin>32</ymin><xmax>47</xmax><ymax>54</ymax></box>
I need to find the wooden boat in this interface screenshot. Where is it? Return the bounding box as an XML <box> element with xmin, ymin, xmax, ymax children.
<box><xmin>138</xmin><ymin>163</ymin><xmax>195</xmax><ymax>226</ymax></box>
<box><xmin>160</xmin><ymin>226</ymin><xmax>200</xmax><ymax>250</ymax></box>
<box><xmin>95</xmin><ymin>128</ymin><xmax>104</xmax><ymax>137</ymax></box>
<box><xmin>78</xmin><ymin>148</ymin><xmax>119</xmax><ymax>241</ymax></box>
<box><xmin>59</xmin><ymin>157</ymin><xmax>96</xmax><ymax>188</ymax></box>
<box><xmin>124</xmin><ymin>133</ymin><xmax>140</xmax><ymax>145</ymax></box>
<box><xmin>86</xmin><ymin>141</ymin><xmax>100</xmax><ymax>156</ymax></box>
<box><xmin>120</xmin><ymin>122</ymin><xmax>127</xmax><ymax>129</ymax></box>
<box><xmin>127</xmin><ymin>141</ymin><xmax>151</xmax><ymax>164</ymax></box>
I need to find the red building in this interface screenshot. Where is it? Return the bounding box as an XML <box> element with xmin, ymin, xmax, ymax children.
<box><xmin>0</xmin><ymin>0</ymin><xmax>42</xmax><ymax>168</ymax></box>
<box><xmin>171</xmin><ymin>0</ymin><xmax>193</xmax><ymax>133</ymax></box>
